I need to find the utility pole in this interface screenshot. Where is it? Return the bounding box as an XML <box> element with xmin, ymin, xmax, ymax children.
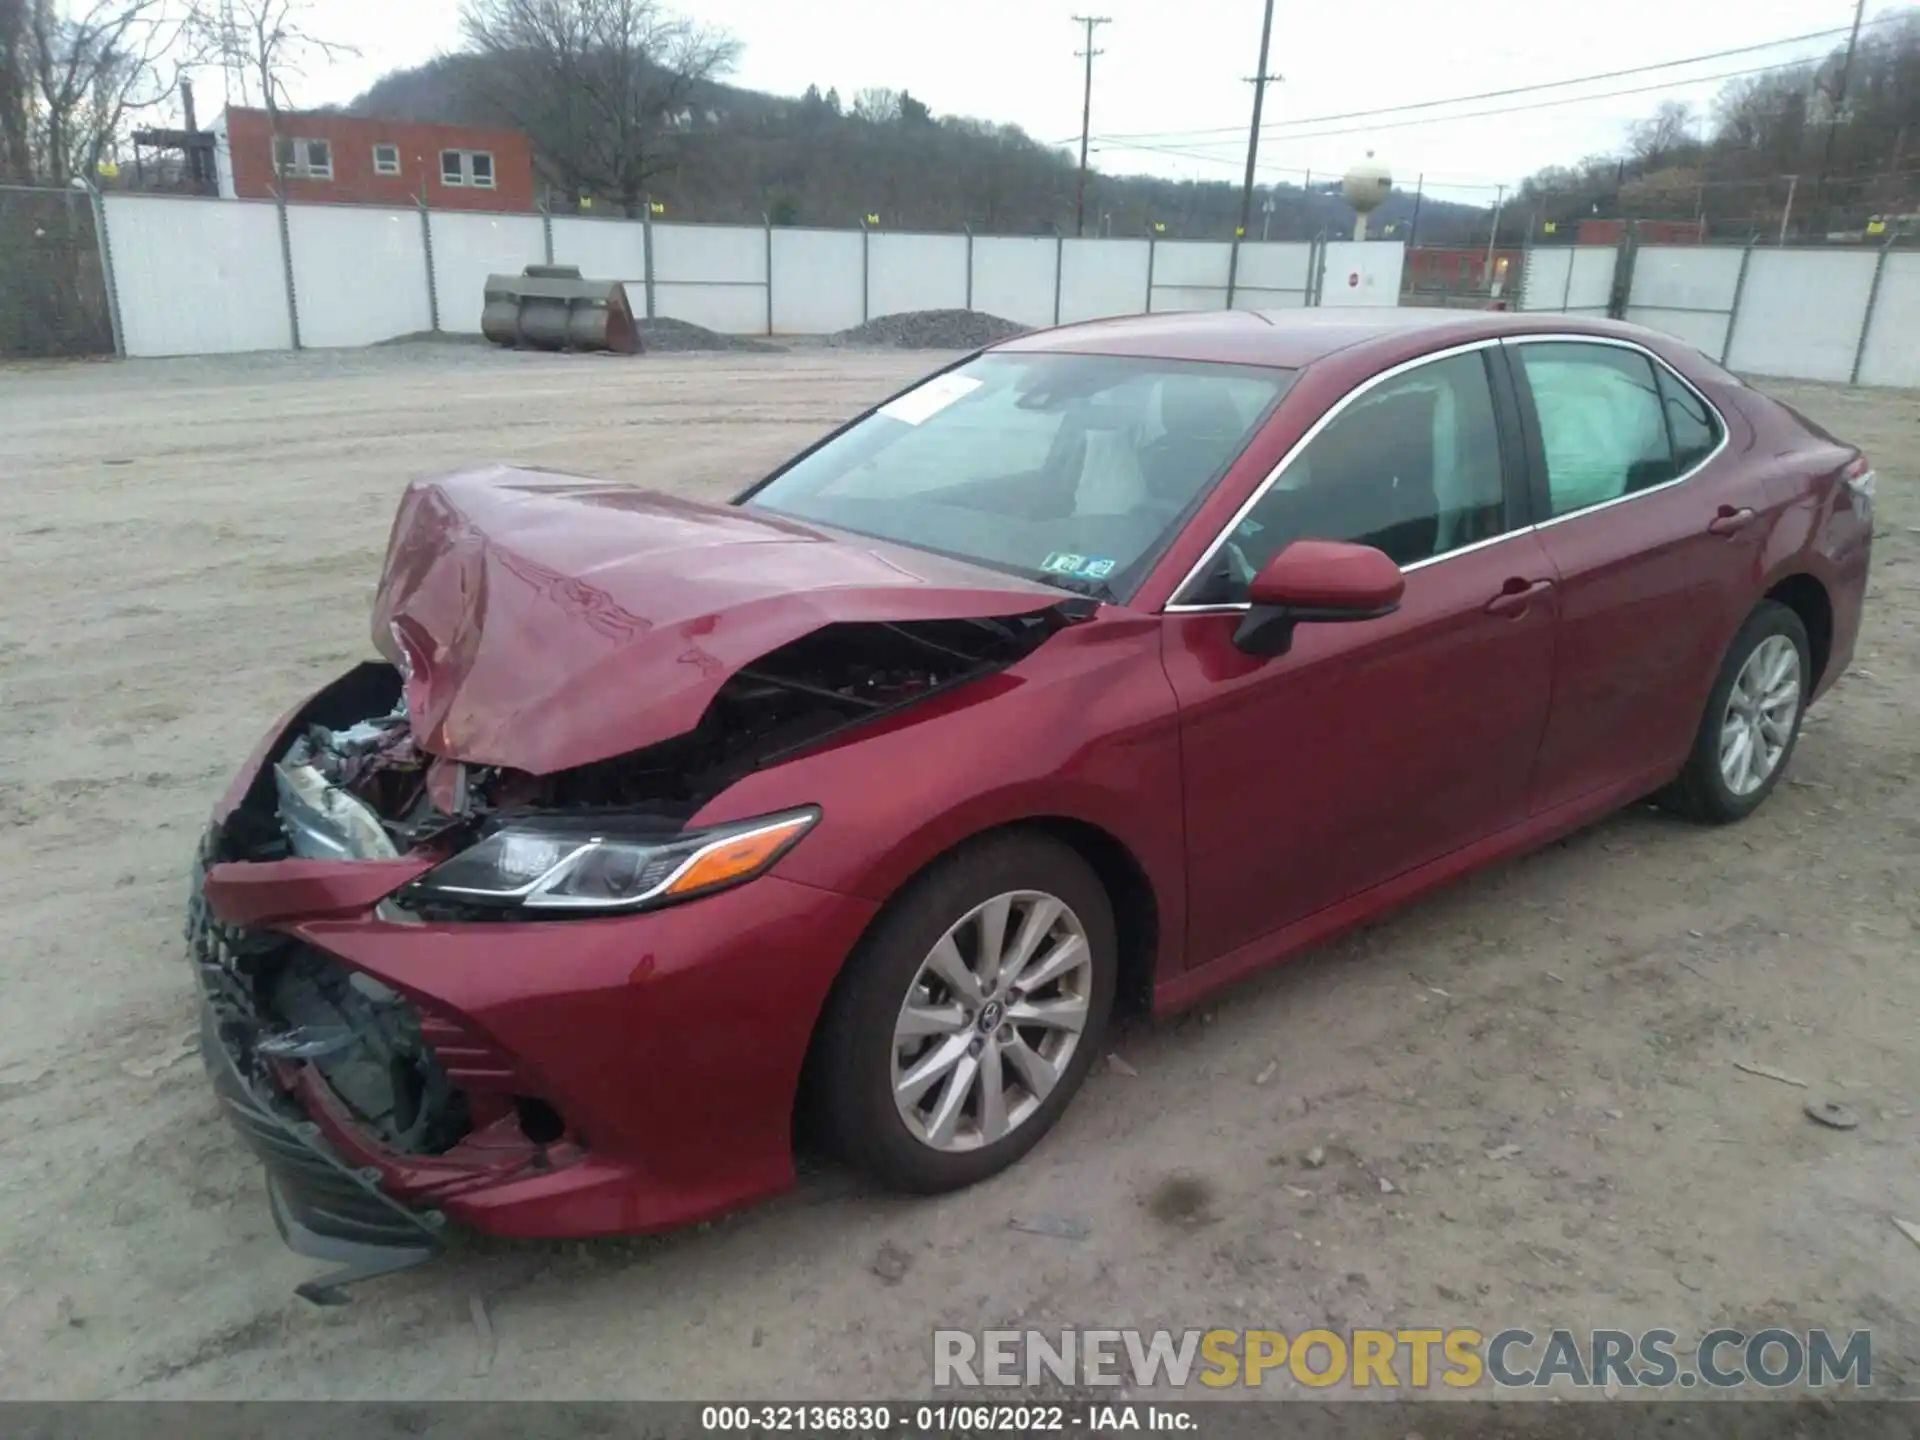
<box><xmin>1226</xmin><ymin>0</ymin><xmax>1280</xmax><ymax>305</ymax></box>
<box><xmin>1072</xmin><ymin>15</ymin><xmax>1112</xmax><ymax>237</ymax></box>
<box><xmin>1235</xmin><ymin>0</ymin><xmax>1280</xmax><ymax>247</ymax></box>
<box><xmin>1813</xmin><ymin>0</ymin><xmax>1867</xmax><ymax>223</ymax></box>
<box><xmin>1408</xmin><ymin>173</ymin><xmax>1424</xmax><ymax>248</ymax></box>
<box><xmin>1484</xmin><ymin>183</ymin><xmax>1506</xmax><ymax>286</ymax></box>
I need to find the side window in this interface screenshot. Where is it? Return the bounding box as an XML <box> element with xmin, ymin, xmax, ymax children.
<box><xmin>1517</xmin><ymin>343</ymin><xmax>1676</xmax><ymax>518</ymax></box>
<box><xmin>1657</xmin><ymin>364</ymin><xmax>1722</xmax><ymax>473</ymax></box>
<box><xmin>1194</xmin><ymin>350</ymin><xmax>1509</xmax><ymax>603</ymax></box>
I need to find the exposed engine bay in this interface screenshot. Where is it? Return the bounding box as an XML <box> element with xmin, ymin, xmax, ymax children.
<box><xmin>256</xmin><ymin>610</ymin><xmax>1073</xmax><ymax>867</ymax></box>
<box><xmin>198</xmin><ymin>611</ymin><xmax>1072</xmax><ymax>1162</ymax></box>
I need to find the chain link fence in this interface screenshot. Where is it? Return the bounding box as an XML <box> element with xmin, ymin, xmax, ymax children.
<box><xmin>0</xmin><ymin>185</ymin><xmax>115</xmax><ymax>359</ymax></box>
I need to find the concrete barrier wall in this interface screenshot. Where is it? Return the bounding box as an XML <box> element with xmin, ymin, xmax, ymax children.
<box><xmin>652</xmin><ymin>222</ymin><xmax>769</xmax><ymax>334</ymax></box>
<box><xmin>1058</xmin><ymin>238</ymin><xmax>1150</xmax><ymax>323</ymax></box>
<box><xmin>287</xmin><ymin>204</ymin><xmax>431</xmax><ymax>348</ymax></box>
<box><xmin>1614</xmin><ymin>243</ymin><xmax>1907</xmax><ymax>386</ymax></box>
<box><xmin>1229</xmin><ymin>242</ymin><xmax>1315</xmax><ymax>311</ymax></box>
<box><xmin>550</xmin><ymin>215</ymin><xmax>647</xmax><ymax>282</ymax></box>
<box><xmin>1149</xmin><ymin>240</ymin><xmax>1231</xmax><ymax>313</ymax></box>
<box><xmin>102</xmin><ymin>194</ymin><xmax>291</xmax><ymax>356</ymax></box>
<box><xmin>971</xmin><ymin>237</ymin><xmax>1059</xmax><ymax>328</ymax></box>
<box><xmin>770</xmin><ymin>228</ymin><xmax>863</xmax><ymax>334</ymax></box>
<box><xmin>868</xmin><ymin>233</ymin><xmax>969</xmax><ymax>319</ymax></box>
<box><xmin>1519</xmin><ymin>246</ymin><xmax>1617</xmax><ymax>316</ymax></box>
<box><xmin>1724</xmin><ymin>250</ymin><xmax>1880</xmax><ymax>383</ymax></box>
<box><xmin>96</xmin><ymin>196</ymin><xmax>1418</xmax><ymax>358</ymax></box>
<box><xmin>1317</xmin><ymin>241</ymin><xmax>1405</xmax><ymax>308</ymax></box>
<box><xmin>1855</xmin><ymin>252</ymin><xmax>1920</xmax><ymax>390</ymax></box>
<box><xmin>1619</xmin><ymin>245</ymin><xmax>1745</xmax><ymax>360</ymax></box>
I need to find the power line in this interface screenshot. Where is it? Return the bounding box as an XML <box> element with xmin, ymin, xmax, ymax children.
<box><xmin>1098</xmin><ymin>16</ymin><xmax>1899</xmax><ymax>145</ymax></box>
<box><xmin>1096</xmin><ymin>52</ymin><xmax>1864</xmax><ymax>153</ymax></box>
<box><xmin>1091</xmin><ymin>134</ymin><xmax>1510</xmax><ymax>189</ymax></box>
<box><xmin>1071</xmin><ymin>15</ymin><xmax>1112</xmax><ymax>237</ymax></box>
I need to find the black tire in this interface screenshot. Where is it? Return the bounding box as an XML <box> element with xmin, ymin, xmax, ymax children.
<box><xmin>812</xmin><ymin>831</ymin><xmax>1117</xmax><ymax>1193</ymax></box>
<box><xmin>1660</xmin><ymin>600</ymin><xmax>1811</xmax><ymax>825</ymax></box>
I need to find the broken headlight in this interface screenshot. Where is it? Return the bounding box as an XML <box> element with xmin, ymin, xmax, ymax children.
<box><xmin>405</xmin><ymin>808</ymin><xmax>819</xmax><ymax>913</ymax></box>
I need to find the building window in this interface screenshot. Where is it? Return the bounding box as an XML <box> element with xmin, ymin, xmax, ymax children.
<box><xmin>273</xmin><ymin>136</ymin><xmax>332</xmax><ymax>179</ymax></box>
<box><xmin>440</xmin><ymin>149</ymin><xmax>496</xmax><ymax>188</ymax></box>
<box><xmin>372</xmin><ymin>143</ymin><xmax>400</xmax><ymax>175</ymax></box>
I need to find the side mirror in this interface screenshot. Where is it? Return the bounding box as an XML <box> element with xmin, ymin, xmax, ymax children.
<box><xmin>1232</xmin><ymin>539</ymin><xmax>1405</xmax><ymax>656</ymax></box>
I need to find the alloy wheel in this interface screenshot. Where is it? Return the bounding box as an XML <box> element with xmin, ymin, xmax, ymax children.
<box><xmin>890</xmin><ymin>890</ymin><xmax>1093</xmax><ymax>1153</ymax></box>
<box><xmin>1719</xmin><ymin>634</ymin><xmax>1802</xmax><ymax>796</ymax></box>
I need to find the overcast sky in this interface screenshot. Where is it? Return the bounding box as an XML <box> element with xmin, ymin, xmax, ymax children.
<box><xmin>283</xmin><ymin>0</ymin><xmax>1883</xmax><ymax>200</ymax></box>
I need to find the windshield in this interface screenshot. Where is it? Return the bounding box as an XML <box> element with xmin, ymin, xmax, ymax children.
<box><xmin>742</xmin><ymin>352</ymin><xmax>1294</xmax><ymax>601</ymax></box>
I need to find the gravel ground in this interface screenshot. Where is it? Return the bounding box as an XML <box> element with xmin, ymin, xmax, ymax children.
<box><xmin>0</xmin><ymin>343</ymin><xmax>1916</xmax><ymax>1405</ymax></box>
<box><xmin>637</xmin><ymin>317</ymin><xmax>788</xmax><ymax>353</ymax></box>
<box><xmin>830</xmin><ymin>309</ymin><xmax>1030</xmax><ymax>348</ymax></box>
<box><xmin>379</xmin><ymin>318</ymin><xmax>789</xmax><ymax>354</ymax></box>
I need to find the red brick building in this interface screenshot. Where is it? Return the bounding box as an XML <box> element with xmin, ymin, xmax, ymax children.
<box><xmin>1575</xmin><ymin>218</ymin><xmax>1707</xmax><ymax>246</ymax></box>
<box><xmin>215</xmin><ymin>107</ymin><xmax>537</xmax><ymax>212</ymax></box>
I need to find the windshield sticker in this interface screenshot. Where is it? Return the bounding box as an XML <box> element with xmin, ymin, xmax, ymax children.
<box><xmin>877</xmin><ymin>372</ymin><xmax>983</xmax><ymax>426</ymax></box>
<box><xmin>1040</xmin><ymin>552</ymin><xmax>1118</xmax><ymax>581</ymax></box>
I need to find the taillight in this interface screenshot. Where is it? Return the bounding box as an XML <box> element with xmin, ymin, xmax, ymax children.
<box><xmin>1841</xmin><ymin>455</ymin><xmax>1875</xmax><ymax>520</ymax></box>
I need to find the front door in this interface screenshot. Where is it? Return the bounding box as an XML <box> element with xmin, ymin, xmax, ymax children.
<box><xmin>1161</xmin><ymin>344</ymin><xmax>1559</xmax><ymax>970</ymax></box>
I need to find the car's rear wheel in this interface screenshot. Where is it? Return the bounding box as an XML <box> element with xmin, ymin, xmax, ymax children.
<box><xmin>814</xmin><ymin>833</ymin><xmax>1116</xmax><ymax>1193</ymax></box>
<box><xmin>1661</xmin><ymin>600</ymin><xmax>1810</xmax><ymax>824</ymax></box>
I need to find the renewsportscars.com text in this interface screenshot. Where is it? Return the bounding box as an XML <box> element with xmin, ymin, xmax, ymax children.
<box><xmin>932</xmin><ymin>1327</ymin><xmax>1871</xmax><ymax>1391</ymax></box>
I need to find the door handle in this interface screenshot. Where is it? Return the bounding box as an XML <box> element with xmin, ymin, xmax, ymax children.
<box><xmin>1708</xmin><ymin>505</ymin><xmax>1756</xmax><ymax>537</ymax></box>
<box><xmin>1485</xmin><ymin>577</ymin><xmax>1554</xmax><ymax>617</ymax></box>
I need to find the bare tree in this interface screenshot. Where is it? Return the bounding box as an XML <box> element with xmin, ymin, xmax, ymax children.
<box><xmin>191</xmin><ymin>0</ymin><xmax>354</xmax><ymax>124</ymax></box>
<box><xmin>21</xmin><ymin>0</ymin><xmax>196</xmax><ymax>183</ymax></box>
<box><xmin>1627</xmin><ymin>100</ymin><xmax>1696</xmax><ymax>169</ymax></box>
<box><xmin>460</xmin><ymin>0</ymin><xmax>738</xmax><ymax>216</ymax></box>
<box><xmin>850</xmin><ymin>86</ymin><xmax>899</xmax><ymax>124</ymax></box>
<box><xmin>1</xmin><ymin>0</ymin><xmax>31</xmax><ymax>178</ymax></box>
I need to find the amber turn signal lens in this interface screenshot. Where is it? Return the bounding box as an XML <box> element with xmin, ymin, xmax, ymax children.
<box><xmin>663</xmin><ymin>817</ymin><xmax>814</xmax><ymax>896</ymax></box>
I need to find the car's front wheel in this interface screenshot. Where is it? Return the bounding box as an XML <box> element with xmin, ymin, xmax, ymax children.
<box><xmin>814</xmin><ymin>833</ymin><xmax>1116</xmax><ymax>1193</ymax></box>
<box><xmin>1662</xmin><ymin>599</ymin><xmax>1811</xmax><ymax>824</ymax></box>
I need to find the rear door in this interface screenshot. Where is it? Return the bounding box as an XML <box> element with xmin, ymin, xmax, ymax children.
<box><xmin>1504</xmin><ymin>337</ymin><xmax>1761</xmax><ymax>813</ymax></box>
<box><xmin>1162</xmin><ymin>342</ymin><xmax>1559</xmax><ymax>968</ymax></box>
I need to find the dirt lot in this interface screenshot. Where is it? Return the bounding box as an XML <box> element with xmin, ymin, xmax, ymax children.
<box><xmin>0</xmin><ymin>344</ymin><xmax>1915</xmax><ymax>1402</ymax></box>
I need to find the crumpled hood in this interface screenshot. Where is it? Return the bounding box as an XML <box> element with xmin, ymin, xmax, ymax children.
<box><xmin>371</xmin><ymin>466</ymin><xmax>1064</xmax><ymax>774</ymax></box>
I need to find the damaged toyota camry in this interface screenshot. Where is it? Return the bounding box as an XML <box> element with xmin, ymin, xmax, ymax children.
<box><xmin>189</xmin><ymin>309</ymin><xmax>1871</xmax><ymax>1301</ymax></box>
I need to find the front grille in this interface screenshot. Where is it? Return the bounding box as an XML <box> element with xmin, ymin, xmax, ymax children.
<box><xmin>186</xmin><ymin>826</ymin><xmax>472</xmax><ymax>1156</ymax></box>
<box><xmin>186</xmin><ymin>826</ymin><xmax>293</xmax><ymax>1026</ymax></box>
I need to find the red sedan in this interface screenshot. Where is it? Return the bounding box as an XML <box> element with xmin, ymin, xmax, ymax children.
<box><xmin>189</xmin><ymin>309</ymin><xmax>1873</xmax><ymax>1301</ymax></box>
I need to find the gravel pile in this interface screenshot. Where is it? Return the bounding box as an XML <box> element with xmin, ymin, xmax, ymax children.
<box><xmin>637</xmin><ymin>318</ymin><xmax>785</xmax><ymax>353</ymax></box>
<box><xmin>830</xmin><ymin>309</ymin><xmax>1029</xmax><ymax>349</ymax></box>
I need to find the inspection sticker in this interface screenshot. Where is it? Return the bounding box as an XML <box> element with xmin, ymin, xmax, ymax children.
<box><xmin>877</xmin><ymin>372</ymin><xmax>983</xmax><ymax>426</ymax></box>
<box><xmin>1040</xmin><ymin>552</ymin><xmax>1118</xmax><ymax>580</ymax></box>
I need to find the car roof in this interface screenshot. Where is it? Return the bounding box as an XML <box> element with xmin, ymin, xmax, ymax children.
<box><xmin>992</xmin><ymin>306</ymin><xmax>1682</xmax><ymax>372</ymax></box>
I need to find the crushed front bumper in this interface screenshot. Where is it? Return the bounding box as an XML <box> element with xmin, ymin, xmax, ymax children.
<box><xmin>186</xmin><ymin>785</ymin><xmax>883</xmax><ymax>1299</ymax></box>
<box><xmin>188</xmin><ymin>849</ymin><xmax>445</xmax><ymax>1303</ymax></box>
<box><xmin>197</xmin><ymin>1001</ymin><xmax>444</xmax><ymax>1304</ymax></box>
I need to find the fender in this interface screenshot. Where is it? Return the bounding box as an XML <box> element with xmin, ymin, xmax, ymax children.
<box><xmin>692</xmin><ymin>612</ymin><xmax>1190</xmax><ymax>977</ymax></box>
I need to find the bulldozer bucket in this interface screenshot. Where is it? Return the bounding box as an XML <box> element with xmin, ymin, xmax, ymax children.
<box><xmin>480</xmin><ymin>265</ymin><xmax>641</xmax><ymax>355</ymax></box>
